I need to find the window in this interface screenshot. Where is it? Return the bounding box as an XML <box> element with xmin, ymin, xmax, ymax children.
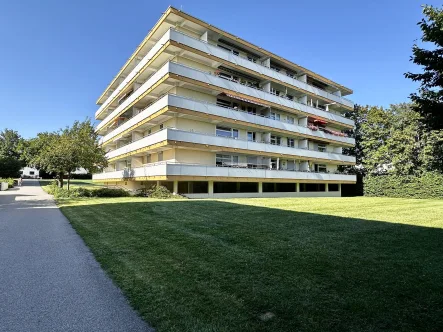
<box><xmin>287</xmin><ymin>116</ymin><xmax>295</xmax><ymax>124</ymax></box>
<box><xmin>146</xmin><ymin>154</ymin><xmax>151</xmax><ymax>164</ymax></box>
<box><xmin>271</xmin><ymin>135</ymin><xmax>281</xmax><ymax>145</ymax></box>
<box><xmin>270</xmin><ymin>158</ymin><xmax>278</xmax><ymax>169</ymax></box>
<box><xmin>315</xmin><ymin>164</ymin><xmax>327</xmax><ymax>173</ymax></box>
<box><xmin>317</xmin><ymin>144</ymin><xmax>327</xmax><ymax>153</ymax></box>
<box><xmin>216</xmin><ymin>154</ymin><xmax>238</xmax><ymax>166</ymax></box>
<box><xmin>271</xmin><ymin>87</ymin><xmax>280</xmax><ymax>96</ymax></box>
<box><xmin>286</xmin><ymin>71</ymin><xmax>295</xmax><ymax>78</ymax></box>
<box><xmin>286</xmin><ymin>94</ymin><xmax>294</xmax><ymax>101</ymax></box>
<box><xmin>270</xmin><ymin>65</ymin><xmax>281</xmax><ymax>72</ymax></box>
<box><xmin>233</xmin><ymin>50</ymin><xmax>239</xmax><ymax>56</ymax></box>
<box><xmin>288</xmin><ymin>138</ymin><xmax>295</xmax><ymax>148</ymax></box>
<box><xmin>216</xmin><ymin>126</ymin><xmax>232</xmax><ymax>137</ymax></box>
<box><xmin>247</xmin><ymin>56</ymin><xmax>257</xmax><ymax>63</ymax></box>
<box><xmin>159</xmin><ymin>124</ymin><xmax>164</xmax><ymax>130</ymax></box>
<box><xmin>218</xmin><ymin>72</ymin><xmax>232</xmax><ymax>80</ymax></box>
<box><xmin>29</xmin><ymin>171</ymin><xmax>35</xmax><ymax>175</ymax></box>
<box><xmin>158</xmin><ymin>151</ymin><xmax>163</xmax><ymax>162</ymax></box>
<box><xmin>216</xmin><ymin>98</ymin><xmax>231</xmax><ymax>108</ymax></box>
<box><xmin>270</xmin><ymin>112</ymin><xmax>280</xmax><ymax>121</ymax></box>
<box><xmin>247</xmin><ymin>106</ymin><xmax>257</xmax><ymax>115</ymax></box>
<box><xmin>217</xmin><ymin>44</ymin><xmax>231</xmax><ymax>52</ymax></box>
<box><xmin>247</xmin><ymin>131</ymin><xmax>256</xmax><ymax>142</ymax></box>
<box><xmin>125</xmin><ymin>160</ymin><xmax>132</xmax><ymax>169</ymax></box>
<box><xmin>216</xmin><ymin>126</ymin><xmax>238</xmax><ymax>139</ymax></box>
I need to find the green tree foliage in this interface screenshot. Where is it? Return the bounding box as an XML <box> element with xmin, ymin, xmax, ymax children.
<box><xmin>405</xmin><ymin>5</ymin><xmax>443</xmax><ymax>130</ymax></box>
<box><xmin>359</xmin><ymin>103</ymin><xmax>443</xmax><ymax>175</ymax></box>
<box><xmin>0</xmin><ymin>129</ymin><xmax>24</xmax><ymax>177</ymax></box>
<box><xmin>27</xmin><ymin>120</ymin><xmax>107</xmax><ymax>189</ymax></box>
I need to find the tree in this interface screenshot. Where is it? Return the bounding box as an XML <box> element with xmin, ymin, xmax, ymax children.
<box><xmin>359</xmin><ymin>103</ymin><xmax>443</xmax><ymax>176</ymax></box>
<box><xmin>0</xmin><ymin>129</ymin><xmax>22</xmax><ymax>159</ymax></box>
<box><xmin>0</xmin><ymin>157</ymin><xmax>22</xmax><ymax>178</ymax></box>
<box><xmin>405</xmin><ymin>5</ymin><xmax>443</xmax><ymax>130</ymax></box>
<box><xmin>27</xmin><ymin>120</ymin><xmax>108</xmax><ymax>189</ymax></box>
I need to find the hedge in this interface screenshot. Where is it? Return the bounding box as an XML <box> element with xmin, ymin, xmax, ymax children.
<box><xmin>44</xmin><ymin>182</ymin><xmax>130</xmax><ymax>198</ymax></box>
<box><xmin>364</xmin><ymin>172</ymin><xmax>443</xmax><ymax>199</ymax></box>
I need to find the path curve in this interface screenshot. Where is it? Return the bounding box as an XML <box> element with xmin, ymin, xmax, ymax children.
<box><xmin>0</xmin><ymin>179</ymin><xmax>153</xmax><ymax>332</ymax></box>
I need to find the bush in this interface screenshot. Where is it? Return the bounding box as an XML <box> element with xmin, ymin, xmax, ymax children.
<box><xmin>136</xmin><ymin>185</ymin><xmax>184</xmax><ymax>199</ymax></box>
<box><xmin>364</xmin><ymin>172</ymin><xmax>443</xmax><ymax>199</ymax></box>
<box><xmin>44</xmin><ymin>183</ymin><xmax>130</xmax><ymax>198</ymax></box>
<box><xmin>0</xmin><ymin>157</ymin><xmax>21</xmax><ymax>178</ymax></box>
<box><xmin>0</xmin><ymin>178</ymin><xmax>16</xmax><ymax>188</ymax></box>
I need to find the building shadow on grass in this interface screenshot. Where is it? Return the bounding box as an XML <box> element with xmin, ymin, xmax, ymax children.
<box><xmin>60</xmin><ymin>199</ymin><xmax>443</xmax><ymax>332</ymax></box>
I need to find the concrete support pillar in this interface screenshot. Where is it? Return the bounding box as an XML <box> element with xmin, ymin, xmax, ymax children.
<box><xmin>298</xmin><ymin>95</ymin><xmax>308</xmax><ymax>105</ymax></box>
<box><xmin>208</xmin><ymin>181</ymin><xmax>214</xmax><ymax>197</ymax></box>
<box><xmin>236</xmin><ymin>182</ymin><xmax>241</xmax><ymax>193</ymax></box>
<box><xmin>133</xmin><ymin>82</ymin><xmax>142</xmax><ymax>92</ymax></box>
<box><xmin>296</xmin><ymin>183</ymin><xmax>300</xmax><ymax>192</ymax></box>
<box><xmin>276</xmin><ymin>157</ymin><xmax>280</xmax><ymax>170</ymax></box>
<box><xmin>262</xmin><ymin>81</ymin><xmax>271</xmax><ymax>93</ymax></box>
<box><xmin>200</xmin><ymin>31</ymin><xmax>208</xmax><ymax>42</ymax></box>
<box><xmin>258</xmin><ymin>182</ymin><xmax>263</xmax><ymax>193</ymax></box>
<box><xmin>156</xmin><ymin>180</ymin><xmax>161</xmax><ymax>186</ymax></box>
<box><xmin>132</xmin><ymin>131</ymin><xmax>143</xmax><ymax>142</ymax></box>
<box><xmin>338</xmin><ymin>183</ymin><xmax>342</xmax><ymax>196</ymax></box>
<box><xmin>173</xmin><ymin>180</ymin><xmax>178</xmax><ymax>195</ymax></box>
<box><xmin>298</xmin><ymin>74</ymin><xmax>307</xmax><ymax>83</ymax></box>
<box><xmin>188</xmin><ymin>181</ymin><xmax>192</xmax><ymax>194</ymax></box>
<box><xmin>131</xmin><ymin>156</ymin><xmax>143</xmax><ymax>168</ymax></box>
<box><xmin>261</xmin><ymin>57</ymin><xmax>270</xmax><ymax>68</ymax></box>
<box><xmin>298</xmin><ymin>116</ymin><xmax>308</xmax><ymax>127</ymax></box>
<box><xmin>299</xmin><ymin>139</ymin><xmax>308</xmax><ymax>150</ymax></box>
<box><xmin>325</xmin><ymin>183</ymin><xmax>329</xmax><ymax>192</ymax></box>
<box><xmin>333</xmin><ymin>90</ymin><xmax>342</xmax><ymax>97</ymax></box>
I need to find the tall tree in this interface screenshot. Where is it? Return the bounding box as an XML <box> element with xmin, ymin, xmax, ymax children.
<box><xmin>0</xmin><ymin>129</ymin><xmax>22</xmax><ymax>159</ymax></box>
<box><xmin>405</xmin><ymin>5</ymin><xmax>443</xmax><ymax>130</ymax></box>
<box><xmin>27</xmin><ymin>120</ymin><xmax>107</xmax><ymax>189</ymax></box>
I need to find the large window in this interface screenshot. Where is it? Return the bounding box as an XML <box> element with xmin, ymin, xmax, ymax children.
<box><xmin>270</xmin><ymin>112</ymin><xmax>280</xmax><ymax>121</ymax></box>
<box><xmin>315</xmin><ymin>164</ymin><xmax>327</xmax><ymax>173</ymax></box>
<box><xmin>216</xmin><ymin>98</ymin><xmax>231</xmax><ymax>108</ymax></box>
<box><xmin>271</xmin><ymin>135</ymin><xmax>281</xmax><ymax>145</ymax></box>
<box><xmin>271</xmin><ymin>87</ymin><xmax>280</xmax><ymax>96</ymax></box>
<box><xmin>288</xmin><ymin>138</ymin><xmax>295</xmax><ymax>148</ymax></box>
<box><xmin>157</xmin><ymin>151</ymin><xmax>163</xmax><ymax>162</ymax></box>
<box><xmin>247</xmin><ymin>131</ymin><xmax>256</xmax><ymax>142</ymax></box>
<box><xmin>216</xmin><ymin>126</ymin><xmax>238</xmax><ymax>138</ymax></box>
<box><xmin>317</xmin><ymin>144</ymin><xmax>327</xmax><ymax>152</ymax></box>
<box><xmin>216</xmin><ymin>154</ymin><xmax>239</xmax><ymax>167</ymax></box>
<box><xmin>287</xmin><ymin>116</ymin><xmax>295</xmax><ymax>124</ymax></box>
<box><xmin>270</xmin><ymin>158</ymin><xmax>278</xmax><ymax>170</ymax></box>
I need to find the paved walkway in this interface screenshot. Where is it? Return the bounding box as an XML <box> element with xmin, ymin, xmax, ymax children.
<box><xmin>0</xmin><ymin>180</ymin><xmax>153</xmax><ymax>332</ymax></box>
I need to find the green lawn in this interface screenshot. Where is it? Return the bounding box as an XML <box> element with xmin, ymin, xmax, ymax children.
<box><xmin>39</xmin><ymin>179</ymin><xmax>103</xmax><ymax>188</ymax></box>
<box><xmin>58</xmin><ymin>197</ymin><xmax>443</xmax><ymax>332</ymax></box>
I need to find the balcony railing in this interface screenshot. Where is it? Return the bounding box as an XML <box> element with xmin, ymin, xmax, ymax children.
<box><xmin>99</xmin><ymin>93</ymin><xmax>354</xmax><ymax>150</ymax></box>
<box><xmin>106</xmin><ymin>127</ymin><xmax>353</xmax><ymax>164</ymax></box>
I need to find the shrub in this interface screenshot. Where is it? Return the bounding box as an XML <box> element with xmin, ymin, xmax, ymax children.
<box><xmin>136</xmin><ymin>185</ymin><xmax>184</xmax><ymax>199</ymax></box>
<box><xmin>92</xmin><ymin>188</ymin><xmax>130</xmax><ymax>197</ymax></box>
<box><xmin>364</xmin><ymin>172</ymin><xmax>443</xmax><ymax>199</ymax></box>
<box><xmin>0</xmin><ymin>178</ymin><xmax>16</xmax><ymax>188</ymax></box>
<box><xmin>44</xmin><ymin>183</ymin><xmax>130</xmax><ymax>198</ymax></box>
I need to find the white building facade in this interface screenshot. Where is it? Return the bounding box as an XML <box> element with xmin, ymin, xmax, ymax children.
<box><xmin>93</xmin><ymin>7</ymin><xmax>356</xmax><ymax>198</ymax></box>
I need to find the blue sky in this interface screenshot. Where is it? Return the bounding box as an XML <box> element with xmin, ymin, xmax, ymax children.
<box><xmin>0</xmin><ymin>0</ymin><xmax>439</xmax><ymax>138</ymax></box>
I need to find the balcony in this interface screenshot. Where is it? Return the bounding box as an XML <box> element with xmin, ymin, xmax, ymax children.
<box><xmin>99</xmin><ymin>94</ymin><xmax>355</xmax><ymax>146</ymax></box>
<box><xmin>93</xmin><ymin>161</ymin><xmax>357</xmax><ymax>183</ymax></box>
<box><xmin>97</xmin><ymin>61</ymin><xmax>355</xmax><ymax>133</ymax></box>
<box><xmin>168</xmin><ymin>29</ymin><xmax>354</xmax><ymax>108</ymax></box>
<box><xmin>105</xmin><ymin>127</ymin><xmax>356</xmax><ymax>164</ymax></box>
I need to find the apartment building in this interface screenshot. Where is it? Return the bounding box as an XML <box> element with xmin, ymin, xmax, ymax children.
<box><xmin>92</xmin><ymin>6</ymin><xmax>357</xmax><ymax>198</ymax></box>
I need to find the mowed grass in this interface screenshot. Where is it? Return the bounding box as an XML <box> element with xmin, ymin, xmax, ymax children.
<box><xmin>58</xmin><ymin>197</ymin><xmax>443</xmax><ymax>332</ymax></box>
<box><xmin>39</xmin><ymin>179</ymin><xmax>104</xmax><ymax>188</ymax></box>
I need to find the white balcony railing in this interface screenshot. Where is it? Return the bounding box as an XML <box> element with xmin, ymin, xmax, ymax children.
<box><xmin>93</xmin><ymin>161</ymin><xmax>357</xmax><ymax>183</ymax></box>
<box><xmin>99</xmin><ymin>94</ymin><xmax>355</xmax><ymax>146</ymax></box>
<box><xmin>105</xmin><ymin>127</ymin><xmax>356</xmax><ymax>164</ymax></box>
<box><xmin>96</xmin><ymin>28</ymin><xmax>354</xmax><ymax>120</ymax></box>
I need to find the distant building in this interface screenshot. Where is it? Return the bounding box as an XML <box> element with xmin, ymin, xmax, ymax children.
<box><xmin>92</xmin><ymin>6</ymin><xmax>356</xmax><ymax>198</ymax></box>
<box><xmin>20</xmin><ymin>167</ymin><xmax>39</xmax><ymax>179</ymax></box>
